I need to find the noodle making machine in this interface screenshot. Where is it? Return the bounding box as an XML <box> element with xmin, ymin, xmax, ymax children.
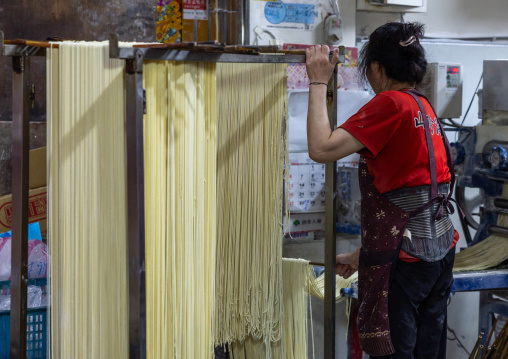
<box><xmin>450</xmin><ymin>59</ymin><xmax>508</xmax><ymax>341</ymax></box>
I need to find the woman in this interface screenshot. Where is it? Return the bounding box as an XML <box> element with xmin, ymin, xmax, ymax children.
<box><xmin>305</xmin><ymin>22</ymin><xmax>460</xmax><ymax>358</ymax></box>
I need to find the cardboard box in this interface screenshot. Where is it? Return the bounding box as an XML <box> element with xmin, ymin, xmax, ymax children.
<box><xmin>0</xmin><ymin>147</ymin><xmax>47</xmax><ymax>238</ymax></box>
<box><xmin>29</xmin><ymin>147</ymin><xmax>46</xmax><ymax>190</ymax></box>
<box><xmin>0</xmin><ymin>187</ymin><xmax>47</xmax><ymax>237</ymax></box>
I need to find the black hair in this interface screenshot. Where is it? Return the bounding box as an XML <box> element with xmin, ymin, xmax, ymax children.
<box><xmin>358</xmin><ymin>22</ymin><xmax>427</xmax><ymax>86</ymax></box>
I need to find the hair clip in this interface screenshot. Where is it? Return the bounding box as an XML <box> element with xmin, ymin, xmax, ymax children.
<box><xmin>399</xmin><ymin>36</ymin><xmax>416</xmax><ymax>47</ymax></box>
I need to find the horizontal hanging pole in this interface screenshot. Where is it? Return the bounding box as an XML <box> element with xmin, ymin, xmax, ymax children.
<box><xmin>2</xmin><ymin>33</ymin><xmax>347</xmax><ymax>65</ymax></box>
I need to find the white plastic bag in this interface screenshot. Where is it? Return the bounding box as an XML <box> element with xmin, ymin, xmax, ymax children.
<box><xmin>0</xmin><ymin>238</ymin><xmax>48</xmax><ymax>280</ymax></box>
<box><xmin>27</xmin><ymin>285</ymin><xmax>42</xmax><ymax>308</ymax></box>
<box><xmin>0</xmin><ymin>237</ymin><xmax>11</xmax><ymax>281</ymax></box>
<box><xmin>27</xmin><ymin>239</ymin><xmax>48</xmax><ymax>279</ymax></box>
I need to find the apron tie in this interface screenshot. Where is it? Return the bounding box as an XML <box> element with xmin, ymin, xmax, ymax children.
<box><xmin>435</xmin><ymin>194</ymin><xmax>465</xmax><ymax>220</ymax></box>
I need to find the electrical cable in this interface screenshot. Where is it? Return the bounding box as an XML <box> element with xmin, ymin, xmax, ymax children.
<box><xmin>440</xmin><ymin>118</ymin><xmax>474</xmax><ymax>129</ymax></box>
<box><xmin>447</xmin><ymin>325</ymin><xmax>471</xmax><ymax>356</ymax></box>
<box><xmin>446</xmin><ymin>297</ymin><xmax>472</xmax><ymax>356</ymax></box>
<box><xmin>460</xmin><ymin>73</ymin><xmax>483</xmax><ymax>126</ymax></box>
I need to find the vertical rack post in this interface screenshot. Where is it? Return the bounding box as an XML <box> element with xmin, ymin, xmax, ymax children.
<box><xmin>323</xmin><ymin>63</ymin><xmax>338</xmax><ymax>358</ymax></box>
<box><xmin>219</xmin><ymin>0</ymin><xmax>228</xmax><ymax>43</ymax></box>
<box><xmin>235</xmin><ymin>0</ymin><xmax>244</xmax><ymax>45</ymax></box>
<box><xmin>10</xmin><ymin>54</ymin><xmax>30</xmax><ymax>359</ymax></box>
<box><xmin>125</xmin><ymin>49</ymin><xmax>147</xmax><ymax>359</ymax></box>
<box><xmin>243</xmin><ymin>0</ymin><xmax>250</xmax><ymax>45</ymax></box>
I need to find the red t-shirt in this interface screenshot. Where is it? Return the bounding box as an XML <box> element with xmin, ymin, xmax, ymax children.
<box><xmin>340</xmin><ymin>90</ymin><xmax>451</xmax><ymax>193</ymax></box>
<box><xmin>340</xmin><ymin>91</ymin><xmax>457</xmax><ymax>261</ymax></box>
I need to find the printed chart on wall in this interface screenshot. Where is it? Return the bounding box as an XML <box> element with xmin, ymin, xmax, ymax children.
<box><xmin>253</xmin><ymin>0</ymin><xmax>318</xmax><ymax>31</ymax></box>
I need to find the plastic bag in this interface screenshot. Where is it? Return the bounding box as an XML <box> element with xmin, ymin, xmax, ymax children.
<box><xmin>27</xmin><ymin>285</ymin><xmax>42</xmax><ymax>308</ymax></box>
<box><xmin>0</xmin><ymin>238</ymin><xmax>48</xmax><ymax>281</ymax></box>
<box><xmin>0</xmin><ymin>237</ymin><xmax>11</xmax><ymax>281</ymax></box>
<box><xmin>0</xmin><ymin>291</ymin><xmax>10</xmax><ymax>311</ymax></box>
<box><xmin>27</xmin><ymin>240</ymin><xmax>48</xmax><ymax>279</ymax></box>
<box><xmin>0</xmin><ymin>286</ymin><xmax>43</xmax><ymax>311</ymax></box>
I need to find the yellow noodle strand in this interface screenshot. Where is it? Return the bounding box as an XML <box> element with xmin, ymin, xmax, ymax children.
<box><xmin>47</xmin><ymin>41</ymin><xmax>128</xmax><ymax>359</ymax></box>
<box><xmin>229</xmin><ymin>259</ymin><xmax>356</xmax><ymax>359</ymax></box>
<box><xmin>144</xmin><ymin>60</ymin><xmax>217</xmax><ymax>358</ymax></box>
<box><xmin>454</xmin><ymin>184</ymin><xmax>508</xmax><ymax>271</ymax></box>
<box><xmin>214</xmin><ymin>63</ymin><xmax>288</xmax><ymax>355</ymax></box>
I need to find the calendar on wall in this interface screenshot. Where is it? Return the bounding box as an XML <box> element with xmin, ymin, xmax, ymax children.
<box><xmin>288</xmin><ymin>152</ymin><xmax>326</xmax><ymax>213</ymax></box>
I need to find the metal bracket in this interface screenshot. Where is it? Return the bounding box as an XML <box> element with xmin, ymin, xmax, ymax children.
<box><xmin>0</xmin><ymin>31</ymin><xmax>4</xmax><ymax>56</ymax></box>
<box><xmin>109</xmin><ymin>33</ymin><xmax>120</xmax><ymax>59</ymax></box>
<box><xmin>125</xmin><ymin>49</ymin><xmax>144</xmax><ymax>74</ymax></box>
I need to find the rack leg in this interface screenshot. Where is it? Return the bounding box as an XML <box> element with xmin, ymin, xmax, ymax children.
<box><xmin>10</xmin><ymin>54</ymin><xmax>30</xmax><ymax>359</ymax></box>
<box><xmin>324</xmin><ymin>65</ymin><xmax>338</xmax><ymax>359</ymax></box>
<box><xmin>125</xmin><ymin>51</ymin><xmax>147</xmax><ymax>359</ymax></box>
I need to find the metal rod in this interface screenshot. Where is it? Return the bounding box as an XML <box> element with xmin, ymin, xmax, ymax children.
<box><xmin>125</xmin><ymin>50</ymin><xmax>147</xmax><ymax>359</ymax></box>
<box><xmin>244</xmin><ymin>0</ymin><xmax>250</xmax><ymax>45</ymax></box>
<box><xmin>207</xmin><ymin>0</ymin><xmax>212</xmax><ymax>41</ymax></box>
<box><xmin>10</xmin><ymin>54</ymin><xmax>30</xmax><ymax>359</ymax></box>
<box><xmin>309</xmin><ymin>261</ymin><xmax>325</xmax><ymax>267</ymax></box>
<box><xmin>324</xmin><ymin>64</ymin><xmax>338</xmax><ymax>359</ymax></box>
<box><xmin>469</xmin><ymin>334</ymin><xmax>483</xmax><ymax>359</ymax></box>
<box><xmin>193</xmin><ymin>7</ymin><xmax>198</xmax><ymax>42</ymax></box>
<box><xmin>4</xmin><ymin>39</ymin><xmax>60</xmax><ymax>48</ymax></box>
<box><xmin>132</xmin><ymin>42</ymin><xmax>197</xmax><ymax>49</ymax></box>
<box><xmin>236</xmin><ymin>0</ymin><xmax>244</xmax><ymax>45</ymax></box>
<box><xmin>219</xmin><ymin>0</ymin><xmax>228</xmax><ymax>44</ymax></box>
<box><xmin>123</xmin><ymin>48</ymin><xmax>307</xmax><ymax>63</ymax></box>
<box><xmin>494</xmin><ymin>198</ymin><xmax>508</xmax><ymax>210</ymax></box>
<box><xmin>485</xmin><ymin>317</ymin><xmax>499</xmax><ymax>350</ymax></box>
<box><xmin>475</xmin><ymin>345</ymin><xmax>484</xmax><ymax>359</ymax></box>
<box><xmin>490</xmin><ymin>318</ymin><xmax>508</xmax><ymax>355</ymax></box>
<box><xmin>487</xmin><ymin>224</ymin><xmax>508</xmax><ymax>238</ymax></box>
<box><xmin>109</xmin><ymin>33</ymin><xmax>120</xmax><ymax>59</ymax></box>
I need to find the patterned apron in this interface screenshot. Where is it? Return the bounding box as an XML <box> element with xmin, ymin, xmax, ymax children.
<box><xmin>356</xmin><ymin>90</ymin><xmax>459</xmax><ymax>356</ymax></box>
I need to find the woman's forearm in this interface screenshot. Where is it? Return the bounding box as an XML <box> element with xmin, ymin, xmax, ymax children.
<box><xmin>307</xmin><ymin>84</ymin><xmax>333</xmax><ymax>162</ymax></box>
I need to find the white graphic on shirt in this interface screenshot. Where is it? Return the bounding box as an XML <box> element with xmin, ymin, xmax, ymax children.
<box><xmin>414</xmin><ymin>110</ymin><xmax>441</xmax><ymax>137</ymax></box>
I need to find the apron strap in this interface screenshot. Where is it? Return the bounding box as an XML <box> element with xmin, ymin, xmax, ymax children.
<box><xmin>401</xmin><ymin>89</ymin><xmax>464</xmax><ymax>220</ymax></box>
<box><xmin>402</xmin><ymin>90</ymin><xmax>439</xmax><ymax>199</ymax></box>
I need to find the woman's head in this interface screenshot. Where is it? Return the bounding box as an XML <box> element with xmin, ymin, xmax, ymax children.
<box><xmin>359</xmin><ymin>22</ymin><xmax>427</xmax><ymax>89</ymax></box>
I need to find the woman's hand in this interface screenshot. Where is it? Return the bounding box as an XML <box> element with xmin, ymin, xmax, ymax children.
<box><xmin>335</xmin><ymin>248</ymin><xmax>360</xmax><ymax>279</ymax></box>
<box><xmin>305</xmin><ymin>45</ymin><xmax>340</xmax><ymax>84</ymax></box>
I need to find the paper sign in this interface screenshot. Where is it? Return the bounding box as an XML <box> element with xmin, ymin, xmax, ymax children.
<box><xmin>183</xmin><ymin>0</ymin><xmax>208</xmax><ymax>19</ymax></box>
<box><xmin>252</xmin><ymin>0</ymin><xmax>317</xmax><ymax>31</ymax></box>
<box><xmin>285</xmin><ymin>212</ymin><xmax>325</xmax><ymax>234</ymax></box>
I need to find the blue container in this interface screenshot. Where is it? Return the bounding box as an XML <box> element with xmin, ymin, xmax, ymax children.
<box><xmin>0</xmin><ymin>307</ymin><xmax>47</xmax><ymax>358</ymax></box>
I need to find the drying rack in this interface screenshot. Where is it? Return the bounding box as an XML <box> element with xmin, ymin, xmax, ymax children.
<box><xmin>2</xmin><ymin>33</ymin><xmax>347</xmax><ymax>359</ymax></box>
